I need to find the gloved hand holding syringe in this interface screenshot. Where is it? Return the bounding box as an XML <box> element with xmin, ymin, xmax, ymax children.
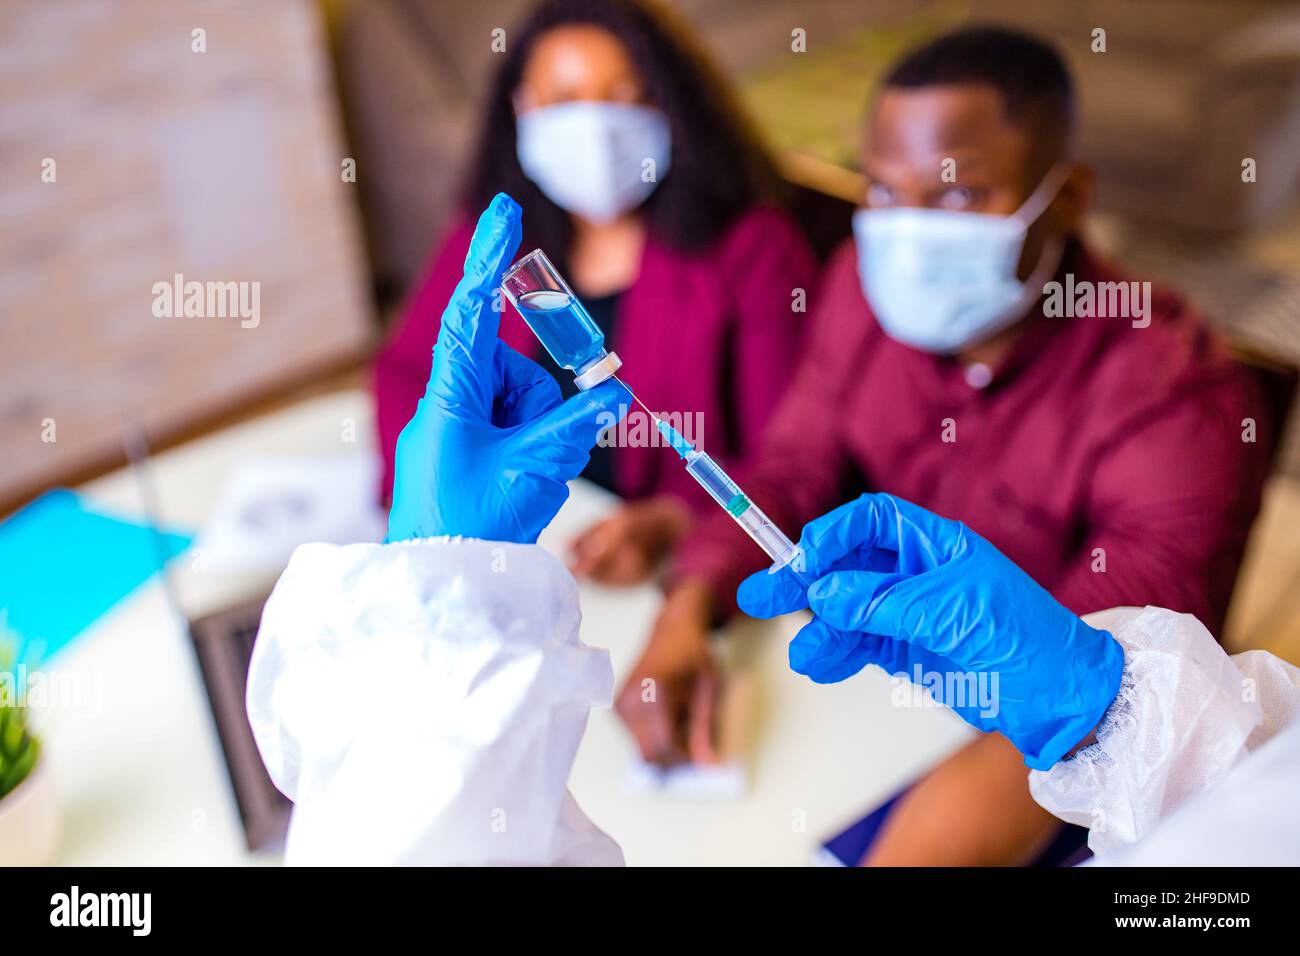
<box><xmin>501</xmin><ymin>248</ymin><xmax>811</xmax><ymax>586</ymax></box>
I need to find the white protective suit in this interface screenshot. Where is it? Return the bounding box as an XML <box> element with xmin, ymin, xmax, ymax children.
<box><xmin>1030</xmin><ymin>605</ymin><xmax>1300</xmax><ymax>865</ymax></box>
<box><xmin>247</xmin><ymin>538</ymin><xmax>1300</xmax><ymax>866</ymax></box>
<box><xmin>245</xmin><ymin>538</ymin><xmax>623</xmax><ymax>865</ymax></box>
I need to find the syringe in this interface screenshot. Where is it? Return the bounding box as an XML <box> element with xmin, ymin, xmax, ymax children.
<box><xmin>498</xmin><ymin>243</ymin><xmax>809</xmax><ymax>586</ymax></box>
<box><xmin>649</xmin><ymin>413</ymin><xmax>812</xmax><ymax>587</ymax></box>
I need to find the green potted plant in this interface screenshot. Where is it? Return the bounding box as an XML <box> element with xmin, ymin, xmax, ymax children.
<box><xmin>0</xmin><ymin>634</ymin><xmax>59</xmax><ymax>865</ymax></box>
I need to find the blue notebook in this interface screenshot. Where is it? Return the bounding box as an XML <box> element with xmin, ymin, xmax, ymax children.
<box><xmin>0</xmin><ymin>490</ymin><xmax>192</xmax><ymax>659</ymax></box>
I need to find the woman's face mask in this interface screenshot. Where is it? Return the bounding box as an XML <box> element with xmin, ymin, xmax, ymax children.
<box><xmin>516</xmin><ymin>101</ymin><xmax>672</xmax><ymax>224</ymax></box>
<box><xmin>851</xmin><ymin>166</ymin><xmax>1069</xmax><ymax>354</ymax></box>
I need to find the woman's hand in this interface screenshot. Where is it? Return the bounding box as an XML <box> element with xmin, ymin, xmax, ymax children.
<box><xmin>569</xmin><ymin>495</ymin><xmax>692</xmax><ymax>585</ymax></box>
<box><xmin>615</xmin><ymin>579</ymin><xmax>719</xmax><ymax>766</ymax></box>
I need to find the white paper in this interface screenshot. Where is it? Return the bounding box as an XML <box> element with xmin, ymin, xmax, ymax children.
<box><xmin>625</xmin><ymin>760</ymin><xmax>748</xmax><ymax>801</ymax></box>
<box><xmin>196</xmin><ymin>453</ymin><xmax>386</xmax><ymax>572</ymax></box>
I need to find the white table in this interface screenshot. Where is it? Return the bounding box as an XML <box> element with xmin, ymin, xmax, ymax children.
<box><xmin>50</xmin><ymin>390</ymin><xmax>970</xmax><ymax>866</ymax></box>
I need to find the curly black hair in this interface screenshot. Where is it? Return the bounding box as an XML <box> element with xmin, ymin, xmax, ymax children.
<box><xmin>463</xmin><ymin>0</ymin><xmax>781</xmax><ymax>268</ymax></box>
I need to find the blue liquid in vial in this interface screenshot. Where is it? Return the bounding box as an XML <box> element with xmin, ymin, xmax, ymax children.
<box><xmin>515</xmin><ymin>290</ymin><xmax>607</xmax><ymax>372</ymax></box>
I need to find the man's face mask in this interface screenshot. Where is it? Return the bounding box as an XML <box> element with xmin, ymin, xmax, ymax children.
<box><xmin>851</xmin><ymin>166</ymin><xmax>1069</xmax><ymax>354</ymax></box>
<box><xmin>516</xmin><ymin>101</ymin><xmax>672</xmax><ymax>224</ymax></box>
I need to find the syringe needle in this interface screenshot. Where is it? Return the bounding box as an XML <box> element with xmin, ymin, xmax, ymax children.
<box><xmin>618</xmin><ymin>379</ymin><xmax>808</xmax><ymax>586</ymax></box>
<box><xmin>614</xmin><ymin>375</ymin><xmax>659</xmax><ymax>423</ymax></box>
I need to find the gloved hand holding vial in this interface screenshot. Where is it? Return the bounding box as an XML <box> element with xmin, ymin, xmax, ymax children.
<box><xmin>501</xmin><ymin>247</ymin><xmax>809</xmax><ymax>585</ymax></box>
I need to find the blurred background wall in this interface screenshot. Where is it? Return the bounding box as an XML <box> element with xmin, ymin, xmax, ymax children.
<box><xmin>336</xmin><ymin>5</ymin><xmax>1296</xmax><ymax>254</ymax></box>
<box><xmin>0</xmin><ymin>0</ymin><xmax>373</xmax><ymax>513</ymax></box>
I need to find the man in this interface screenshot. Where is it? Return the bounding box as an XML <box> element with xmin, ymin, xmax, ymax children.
<box><xmin>616</xmin><ymin>27</ymin><xmax>1272</xmax><ymax>865</ymax></box>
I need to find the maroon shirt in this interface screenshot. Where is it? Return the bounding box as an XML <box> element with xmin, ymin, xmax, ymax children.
<box><xmin>375</xmin><ymin>206</ymin><xmax>817</xmax><ymax>511</ymax></box>
<box><xmin>675</xmin><ymin>239</ymin><xmax>1271</xmax><ymax>634</ymax></box>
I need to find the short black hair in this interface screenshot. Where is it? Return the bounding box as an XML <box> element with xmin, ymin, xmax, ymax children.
<box><xmin>465</xmin><ymin>0</ymin><xmax>781</xmax><ymax>269</ymax></box>
<box><xmin>883</xmin><ymin>26</ymin><xmax>1075</xmax><ymax>162</ymax></box>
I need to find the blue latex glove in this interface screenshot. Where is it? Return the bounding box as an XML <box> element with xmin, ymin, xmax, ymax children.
<box><xmin>737</xmin><ymin>493</ymin><xmax>1124</xmax><ymax>770</ymax></box>
<box><xmin>386</xmin><ymin>193</ymin><xmax>631</xmax><ymax>544</ymax></box>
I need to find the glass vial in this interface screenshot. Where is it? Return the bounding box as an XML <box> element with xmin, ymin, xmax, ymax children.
<box><xmin>501</xmin><ymin>249</ymin><xmax>622</xmax><ymax>390</ymax></box>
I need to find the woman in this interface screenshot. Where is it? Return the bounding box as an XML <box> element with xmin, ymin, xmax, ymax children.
<box><xmin>373</xmin><ymin>0</ymin><xmax>816</xmax><ymax>583</ymax></box>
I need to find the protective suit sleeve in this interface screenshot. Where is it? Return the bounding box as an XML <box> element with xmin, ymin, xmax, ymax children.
<box><xmin>245</xmin><ymin>537</ymin><xmax>623</xmax><ymax>866</ymax></box>
<box><xmin>1028</xmin><ymin>605</ymin><xmax>1300</xmax><ymax>857</ymax></box>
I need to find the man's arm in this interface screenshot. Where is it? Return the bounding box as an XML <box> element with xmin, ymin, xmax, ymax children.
<box><xmin>1050</xmin><ymin>370</ymin><xmax>1268</xmax><ymax>634</ymax></box>
<box><xmin>863</xmin><ymin>733</ymin><xmax>1060</xmax><ymax>866</ymax></box>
